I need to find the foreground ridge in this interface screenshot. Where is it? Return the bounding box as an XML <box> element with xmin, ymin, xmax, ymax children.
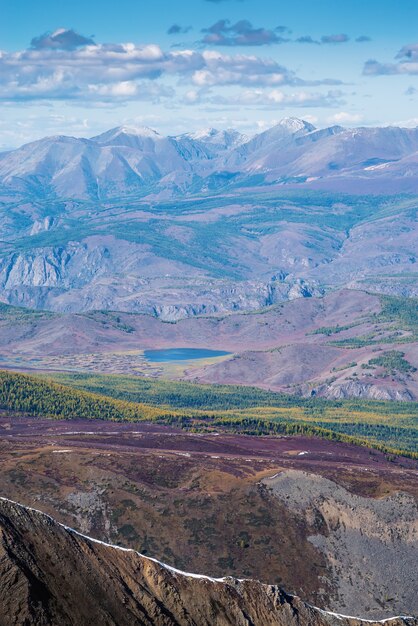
<box><xmin>0</xmin><ymin>497</ymin><xmax>415</xmax><ymax>626</ymax></box>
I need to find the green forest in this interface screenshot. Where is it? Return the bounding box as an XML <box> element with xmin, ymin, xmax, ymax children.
<box><xmin>0</xmin><ymin>370</ymin><xmax>416</xmax><ymax>458</ymax></box>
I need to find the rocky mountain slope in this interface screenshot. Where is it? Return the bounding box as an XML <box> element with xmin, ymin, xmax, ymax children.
<box><xmin>0</xmin><ymin>118</ymin><xmax>417</xmax><ymax>315</ymax></box>
<box><xmin>264</xmin><ymin>470</ymin><xmax>418</xmax><ymax>618</ymax></box>
<box><xmin>0</xmin><ymin>497</ymin><xmax>416</xmax><ymax>626</ymax></box>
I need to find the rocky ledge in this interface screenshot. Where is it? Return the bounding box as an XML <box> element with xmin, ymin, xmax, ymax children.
<box><xmin>0</xmin><ymin>497</ymin><xmax>416</xmax><ymax>626</ymax></box>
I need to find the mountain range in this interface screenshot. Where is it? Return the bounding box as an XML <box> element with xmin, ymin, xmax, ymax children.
<box><xmin>2</xmin><ymin>118</ymin><xmax>418</xmax><ymax>199</ymax></box>
<box><xmin>0</xmin><ymin>118</ymin><xmax>417</xmax><ymax>316</ymax></box>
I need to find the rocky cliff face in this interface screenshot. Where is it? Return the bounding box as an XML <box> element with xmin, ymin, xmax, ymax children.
<box><xmin>0</xmin><ymin>238</ymin><xmax>324</xmax><ymax>317</ymax></box>
<box><xmin>263</xmin><ymin>471</ymin><xmax>418</xmax><ymax>619</ymax></box>
<box><xmin>0</xmin><ymin>498</ymin><xmax>415</xmax><ymax>626</ymax></box>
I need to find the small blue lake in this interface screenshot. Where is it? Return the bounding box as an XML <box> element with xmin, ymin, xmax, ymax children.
<box><xmin>143</xmin><ymin>348</ymin><xmax>231</xmax><ymax>363</ymax></box>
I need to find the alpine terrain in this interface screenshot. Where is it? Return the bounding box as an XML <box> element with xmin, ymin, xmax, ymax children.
<box><xmin>1</xmin><ymin>4</ymin><xmax>418</xmax><ymax>626</ymax></box>
<box><xmin>0</xmin><ymin>118</ymin><xmax>417</xmax><ymax>317</ymax></box>
<box><xmin>0</xmin><ymin>497</ymin><xmax>416</xmax><ymax>626</ymax></box>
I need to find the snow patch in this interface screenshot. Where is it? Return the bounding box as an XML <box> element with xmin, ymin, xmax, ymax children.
<box><xmin>0</xmin><ymin>496</ymin><xmax>415</xmax><ymax>623</ymax></box>
<box><xmin>314</xmin><ymin>607</ymin><xmax>415</xmax><ymax>624</ymax></box>
<box><xmin>0</xmin><ymin>496</ymin><xmax>231</xmax><ymax>583</ymax></box>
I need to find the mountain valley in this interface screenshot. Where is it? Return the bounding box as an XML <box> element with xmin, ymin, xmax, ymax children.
<box><xmin>0</xmin><ymin>118</ymin><xmax>417</xmax><ymax>625</ymax></box>
<box><xmin>1</xmin><ymin>288</ymin><xmax>417</xmax><ymax>401</ymax></box>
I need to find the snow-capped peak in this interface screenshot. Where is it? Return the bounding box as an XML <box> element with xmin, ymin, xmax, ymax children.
<box><xmin>187</xmin><ymin>127</ymin><xmax>220</xmax><ymax>141</ymax></box>
<box><xmin>91</xmin><ymin>125</ymin><xmax>161</xmax><ymax>146</ymax></box>
<box><xmin>277</xmin><ymin>117</ymin><xmax>316</xmax><ymax>133</ymax></box>
<box><xmin>183</xmin><ymin>127</ymin><xmax>247</xmax><ymax>148</ymax></box>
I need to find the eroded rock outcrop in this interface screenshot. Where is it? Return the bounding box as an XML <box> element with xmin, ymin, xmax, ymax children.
<box><xmin>264</xmin><ymin>470</ymin><xmax>418</xmax><ymax>620</ymax></box>
<box><xmin>0</xmin><ymin>498</ymin><xmax>415</xmax><ymax>626</ymax></box>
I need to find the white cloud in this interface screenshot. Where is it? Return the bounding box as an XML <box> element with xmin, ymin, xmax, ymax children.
<box><xmin>87</xmin><ymin>81</ymin><xmax>174</xmax><ymax>101</ymax></box>
<box><xmin>30</xmin><ymin>28</ymin><xmax>95</xmax><ymax>50</ymax></box>
<box><xmin>389</xmin><ymin>117</ymin><xmax>418</xmax><ymax>128</ymax></box>
<box><xmin>327</xmin><ymin>111</ymin><xmax>363</xmax><ymax>124</ymax></box>
<box><xmin>239</xmin><ymin>88</ymin><xmax>344</xmax><ymax>107</ymax></box>
<box><xmin>364</xmin><ymin>43</ymin><xmax>418</xmax><ymax>76</ymax></box>
<box><xmin>0</xmin><ymin>112</ymin><xmax>97</xmax><ymax>147</ymax></box>
<box><xmin>0</xmin><ymin>34</ymin><xmax>340</xmax><ymax>103</ymax></box>
<box><xmin>182</xmin><ymin>89</ymin><xmax>202</xmax><ymax>103</ymax></box>
<box><xmin>184</xmin><ymin>88</ymin><xmax>345</xmax><ymax>109</ymax></box>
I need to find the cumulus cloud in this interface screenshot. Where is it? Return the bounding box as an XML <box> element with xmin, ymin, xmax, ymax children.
<box><xmin>0</xmin><ymin>44</ymin><xmax>193</xmax><ymax>102</ymax></box>
<box><xmin>391</xmin><ymin>117</ymin><xmax>418</xmax><ymax>128</ymax></box>
<box><xmin>167</xmin><ymin>24</ymin><xmax>192</xmax><ymax>35</ymax></box>
<box><xmin>364</xmin><ymin>59</ymin><xmax>418</xmax><ymax>76</ymax></box>
<box><xmin>190</xmin><ymin>51</ymin><xmax>340</xmax><ymax>87</ymax></box>
<box><xmin>328</xmin><ymin>111</ymin><xmax>363</xmax><ymax>124</ymax></box>
<box><xmin>396</xmin><ymin>43</ymin><xmax>418</xmax><ymax>60</ymax></box>
<box><xmin>364</xmin><ymin>43</ymin><xmax>418</xmax><ymax>76</ymax></box>
<box><xmin>30</xmin><ymin>28</ymin><xmax>95</xmax><ymax>50</ymax></box>
<box><xmin>321</xmin><ymin>34</ymin><xmax>349</xmax><ymax>44</ymax></box>
<box><xmin>355</xmin><ymin>35</ymin><xmax>371</xmax><ymax>43</ymax></box>
<box><xmin>0</xmin><ymin>31</ymin><xmax>340</xmax><ymax>103</ymax></box>
<box><xmin>201</xmin><ymin>20</ymin><xmax>289</xmax><ymax>46</ymax></box>
<box><xmin>363</xmin><ymin>60</ymin><xmax>395</xmax><ymax>75</ymax></box>
<box><xmin>86</xmin><ymin>81</ymin><xmax>174</xmax><ymax>102</ymax></box>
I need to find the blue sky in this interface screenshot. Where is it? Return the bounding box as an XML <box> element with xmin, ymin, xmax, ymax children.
<box><xmin>1</xmin><ymin>0</ymin><xmax>418</xmax><ymax>147</ymax></box>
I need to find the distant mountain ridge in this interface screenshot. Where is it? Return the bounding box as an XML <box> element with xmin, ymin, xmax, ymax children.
<box><xmin>2</xmin><ymin>118</ymin><xmax>418</xmax><ymax>199</ymax></box>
